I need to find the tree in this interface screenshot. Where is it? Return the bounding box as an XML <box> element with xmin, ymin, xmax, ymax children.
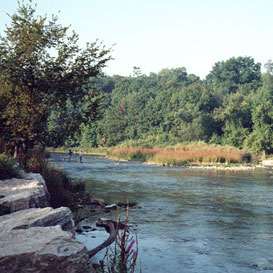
<box><xmin>264</xmin><ymin>59</ymin><xmax>273</xmax><ymax>74</ymax></box>
<box><xmin>246</xmin><ymin>71</ymin><xmax>273</xmax><ymax>154</ymax></box>
<box><xmin>0</xmin><ymin>1</ymin><xmax>111</xmax><ymax>156</ymax></box>
<box><xmin>205</xmin><ymin>56</ymin><xmax>262</xmax><ymax>96</ymax></box>
<box><xmin>132</xmin><ymin>66</ymin><xmax>142</xmax><ymax>77</ymax></box>
<box><xmin>213</xmin><ymin>93</ymin><xmax>252</xmax><ymax>148</ymax></box>
<box><xmin>169</xmin><ymin>83</ymin><xmax>218</xmax><ymax>142</ymax></box>
<box><xmin>247</xmin><ymin>101</ymin><xmax>273</xmax><ymax>154</ymax></box>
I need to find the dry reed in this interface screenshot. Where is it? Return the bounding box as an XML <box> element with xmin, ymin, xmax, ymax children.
<box><xmin>109</xmin><ymin>143</ymin><xmax>247</xmax><ymax>166</ymax></box>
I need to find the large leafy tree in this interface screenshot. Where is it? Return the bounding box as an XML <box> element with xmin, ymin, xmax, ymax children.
<box><xmin>213</xmin><ymin>93</ymin><xmax>252</xmax><ymax>148</ymax></box>
<box><xmin>246</xmin><ymin>69</ymin><xmax>273</xmax><ymax>154</ymax></box>
<box><xmin>0</xmin><ymin>1</ymin><xmax>111</xmax><ymax>156</ymax></box>
<box><xmin>205</xmin><ymin>56</ymin><xmax>262</xmax><ymax>96</ymax></box>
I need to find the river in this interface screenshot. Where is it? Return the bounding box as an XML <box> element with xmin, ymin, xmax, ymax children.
<box><xmin>51</xmin><ymin>153</ymin><xmax>273</xmax><ymax>273</ymax></box>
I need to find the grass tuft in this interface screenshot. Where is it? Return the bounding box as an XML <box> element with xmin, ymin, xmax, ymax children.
<box><xmin>18</xmin><ymin>147</ymin><xmax>87</xmax><ymax>209</ymax></box>
<box><xmin>0</xmin><ymin>153</ymin><xmax>21</xmax><ymax>180</ymax></box>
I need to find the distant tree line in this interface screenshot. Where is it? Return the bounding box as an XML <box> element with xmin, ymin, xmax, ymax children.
<box><xmin>49</xmin><ymin>56</ymin><xmax>273</xmax><ymax>155</ymax></box>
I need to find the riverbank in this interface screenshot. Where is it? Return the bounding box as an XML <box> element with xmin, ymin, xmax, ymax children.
<box><xmin>47</xmin><ymin>143</ymin><xmax>267</xmax><ymax>171</ymax></box>
<box><xmin>143</xmin><ymin>161</ymin><xmax>264</xmax><ymax>171</ymax></box>
<box><xmin>0</xmin><ymin>171</ymin><xmax>94</xmax><ymax>273</ymax></box>
<box><xmin>48</xmin><ymin>147</ymin><xmax>108</xmax><ymax>157</ymax></box>
<box><xmin>0</xmin><ymin>153</ymin><xmax>136</xmax><ymax>273</ymax></box>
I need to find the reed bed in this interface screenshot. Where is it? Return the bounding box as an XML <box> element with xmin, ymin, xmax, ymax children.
<box><xmin>108</xmin><ymin>143</ymin><xmax>250</xmax><ymax>166</ymax></box>
<box><xmin>109</xmin><ymin>147</ymin><xmax>157</xmax><ymax>162</ymax></box>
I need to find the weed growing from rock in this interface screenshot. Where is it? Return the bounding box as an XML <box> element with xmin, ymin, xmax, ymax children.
<box><xmin>96</xmin><ymin>207</ymin><xmax>139</xmax><ymax>273</ymax></box>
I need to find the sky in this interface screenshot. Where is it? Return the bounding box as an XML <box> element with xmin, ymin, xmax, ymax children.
<box><xmin>0</xmin><ymin>0</ymin><xmax>272</xmax><ymax>79</ymax></box>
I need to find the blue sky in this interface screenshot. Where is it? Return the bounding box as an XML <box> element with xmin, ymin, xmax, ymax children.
<box><xmin>0</xmin><ymin>0</ymin><xmax>272</xmax><ymax>79</ymax></box>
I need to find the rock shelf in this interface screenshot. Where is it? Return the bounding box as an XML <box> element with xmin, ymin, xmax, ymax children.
<box><xmin>0</xmin><ymin>172</ymin><xmax>94</xmax><ymax>273</ymax></box>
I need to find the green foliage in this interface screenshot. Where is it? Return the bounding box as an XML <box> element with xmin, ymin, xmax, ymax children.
<box><xmin>0</xmin><ymin>0</ymin><xmax>111</xmax><ymax>156</ymax></box>
<box><xmin>205</xmin><ymin>56</ymin><xmax>262</xmax><ymax>95</ymax></box>
<box><xmin>0</xmin><ymin>153</ymin><xmax>21</xmax><ymax>180</ymax></box>
<box><xmin>56</xmin><ymin>56</ymin><xmax>273</xmax><ymax>156</ymax></box>
<box><xmin>20</xmin><ymin>146</ymin><xmax>85</xmax><ymax>208</ymax></box>
<box><xmin>43</xmin><ymin>55</ymin><xmax>273</xmax><ymax>156</ymax></box>
<box><xmin>221</xmin><ymin>120</ymin><xmax>250</xmax><ymax>148</ymax></box>
<box><xmin>246</xmin><ymin>101</ymin><xmax>273</xmax><ymax>154</ymax></box>
<box><xmin>243</xmin><ymin>71</ymin><xmax>273</xmax><ymax>154</ymax></box>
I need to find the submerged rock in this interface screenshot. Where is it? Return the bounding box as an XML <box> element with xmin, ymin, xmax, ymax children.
<box><xmin>91</xmin><ymin>198</ymin><xmax>105</xmax><ymax>206</ymax></box>
<box><xmin>105</xmin><ymin>204</ymin><xmax>117</xmax><ymax>210</ymax></box>
<box><xmin>82</xmin><ymin>225</ymin><xmax>91</xmax><ymax>230</ymax></box>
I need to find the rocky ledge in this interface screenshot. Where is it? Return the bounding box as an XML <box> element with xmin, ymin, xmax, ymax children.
<box><xmin>0</xmin><ymin>173</ymin><xmax>94</xmax><ymax>273</ymax></box>
<box><xmin>0</xmin><ymin>172</ymin><xmax>50</xmax><ymax>212</ymax></box>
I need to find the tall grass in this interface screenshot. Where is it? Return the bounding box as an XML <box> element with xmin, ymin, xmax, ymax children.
<box><xmin>0</xmin><ymin>153</ymin><xmax>21</xmax><ymax>180</ymax></box>
<box><xmin>19</xmin><ymin>147</ymin><xmax>86</xmax><ymax>209</ymax></box>
<box><xmin>109</xmin><ymin>147</ymin><xmax>157</xmax><ymax>162</ymax></box>
<box><xmin>108</xmin><ymin>142</ymin><xmax>251</xmax><ymax>166</ymax></box>
<box><xmin>96</xmin><ymin>208</ymin><xmax>138</xmax><ymax>273</ymax></box>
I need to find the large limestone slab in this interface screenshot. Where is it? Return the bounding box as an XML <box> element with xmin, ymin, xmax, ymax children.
<box><xmin>0</xmin><ymin>225</ymin><xmax>93</xmax><ymax>273</ymax></box>
<box><xmin>0</xmin><ymin>172</ymin><xmax>50</xmax><ymax>212</ymax></box>
<box><xmin>0</xmin><ymin>206</ymin><xmax>75</xmax><ymax>234</ymax></box>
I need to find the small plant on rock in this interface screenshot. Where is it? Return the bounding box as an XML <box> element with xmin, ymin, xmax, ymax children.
<box><xmin>0</xmin><ymin>153</ymin><xmax>21</xmax><ymax>180</ymax></box>
<box><xmin>96</xmin><ymin>208</ymin><xmax>139</xmax><ymax>273</ymax></box>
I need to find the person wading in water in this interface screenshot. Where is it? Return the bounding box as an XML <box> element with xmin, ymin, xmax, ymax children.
<box><xmin>79</xmin><ymin>151</ymin><xmax>83</xmax><ymax>163</ymax></box>
<box><xmin>68</xmin><ymin>149</ymin><xmax>72</xmax><ymax>162</ymax></box>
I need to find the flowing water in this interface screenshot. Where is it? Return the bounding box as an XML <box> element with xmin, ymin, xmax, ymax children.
<box><xmin>51</xmin><ymin>153</ymin><xmax>273</xmax><ymax>273</ymax></box>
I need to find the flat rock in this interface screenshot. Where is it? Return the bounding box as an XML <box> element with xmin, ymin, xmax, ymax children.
<box><xmin>0</xmin><ymin>206</ymin><xmax>75</xmax><ymax>234</ymax></box>
<box><xmin>91</xmin><ymin>198</ymin><xmax>105</xmax><ymax>206</ymax></box>
<box><xmin>0</xmin><ymin>226</ymin><xmax>93</xmax><ymax>273</ymax></box>
<box><xmin>0</xmin><ymin>173</ymin><xmax>50</xmax><ymax>212</ymax></box>
<box><xmin>105</xmin><ymin>204</ymin><xmax>117</xmax><ymax>210</ymax></box>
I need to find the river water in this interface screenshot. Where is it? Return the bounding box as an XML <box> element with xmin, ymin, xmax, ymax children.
<box><xmin>51</xmin><ymin>153</ymin><xmax>273</xmax><ymax>273</ymax></box>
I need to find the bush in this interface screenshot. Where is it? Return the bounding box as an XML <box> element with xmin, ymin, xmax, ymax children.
<box><xmin>0</xmin><ymin>153</ymin><xmax>21</xmax><ymax>180</ymax></box>
<box><xmin>242</xmin><ymin>152</ymin><xmax>252</xmax><ymax>163</ymax></box>
<box><xmin>19</xmin><ymin>147</ymin><xmax>85</xmax><ymax>209</ymax></box>
<box><xmin>18</xmin><ymin>146</ymin><xmax>49</xmax><ymax>173</ymax></box>
<box><xmin>40</xmin><ymin>163</ymin><xmax>72</xmax><ymax>208</ymax></box>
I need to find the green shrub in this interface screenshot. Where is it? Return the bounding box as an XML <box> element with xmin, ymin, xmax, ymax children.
<box><xmin>0</xmin><ymin>153</ymin><xmax>21</xmax><ymax>180</ymax></box>
<box><xmin>40</xmin><ymin>164</ymin><xmax>72</xmax><ymax>208</ymax></box>
<box><xmin>242</xmin><ymin>152</ymin><xmax>252</xmax><ymax>163</ymax></box>
<box><xmin>19</xmin><ymin>147</ymin><xmax>79</xmax><ymax>208</ymax></box>
<box><xmin>19</xmin><ymin>146</ymin><xmax>49</xmax><ymax>173</ymax></box>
